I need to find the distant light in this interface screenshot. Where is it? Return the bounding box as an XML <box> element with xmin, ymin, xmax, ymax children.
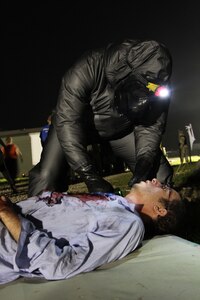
<box><xmin>155</xmin><ymin>86</ymin><xmax>170</xmax><ymax>98</ymax></box>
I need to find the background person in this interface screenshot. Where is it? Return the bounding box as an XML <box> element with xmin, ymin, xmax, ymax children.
<box><xmin>1</xmin><ymin>137</ymin><xmax>23</xmax><ymax>183</ymax></box>
<box><xmin>0</xmin><ymin>138</ymin><xmax>18</xmax><ymax>193</ymax></box>
<box><xmin>40</xmin><ymin>113</ymin><xmax>53</xmax><ymax>148</ymax></box>
<box><xmin>178</xmin><ymin>130</ymin><xmax>189</xmax><ymax>164</ymax></box>
<box><xmin>0</xmin><ymin>178</ymin><xmax>184</xmax><ymax>284</ymax></box>
<box><xmin>29</xmin><ymin>39</ymin><xmax>173</xmax><ymax>197</ymax></box>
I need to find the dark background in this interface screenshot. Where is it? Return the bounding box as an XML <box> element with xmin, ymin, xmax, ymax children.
<box><xmin>2</xmin><ymin>2</ymin><xmax>200</xmax><ymax>150</ymax></box>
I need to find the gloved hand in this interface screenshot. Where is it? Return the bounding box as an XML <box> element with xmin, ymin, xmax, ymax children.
<box><xmin>128</xmin><ymin>176</ymin><xmax>141</xmax><ymax>187</ymax></box>
<box><xmin>128</xmin><ymin>158</ymin><xmax>153</xmax><ymax>188</ymax></box>
<box><xmin>129</xmin><ymin>162</ymin><xmax>174</xmax><ymax>188</ymax></box>
<box><xmin>76</xmin><ymin>165</ymin><xmax>114</xmax><ymax>193</ymax></box>
<box><xmin>163</xmin><ymin>174</ymin><xmax>174</xmax><ymax>187</ymax></box>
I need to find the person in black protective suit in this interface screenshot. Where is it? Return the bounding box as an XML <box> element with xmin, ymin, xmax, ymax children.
<box><xmin>28</xmin><ymin>39</ymin><xmax>174</xmax><ymax>196</ymax></box>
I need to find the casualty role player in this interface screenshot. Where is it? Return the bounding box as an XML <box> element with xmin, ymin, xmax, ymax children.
<box><xmin>29</xmin><ymin>39</ymin><xmax>173</xmax><ymax>196</ymax></box>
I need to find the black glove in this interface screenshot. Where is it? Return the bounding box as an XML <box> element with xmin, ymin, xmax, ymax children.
<box><xmin>128</xmin><ymin>158</ymin><xmax>153</xmax><ymax>188</ymax></box>
<box><xmin>128</xmin><ymin>176</ymin><xmax>141</xmax><ymax>187</ymax></box>
<box><xmin>76</xmin><ymin>165</ymin><xmax>114</xmax><ymax>193</ymax></box>
<box><xmin>163</xmin><ymin>174</ymin><xmax>174</xmax><ymax>187</ymax></box>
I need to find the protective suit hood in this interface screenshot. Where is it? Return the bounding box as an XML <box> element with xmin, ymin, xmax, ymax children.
<box><xmin>105</xmin><ymin>39</ymin><xmax>172</xmax><ymax>87</ymax></box>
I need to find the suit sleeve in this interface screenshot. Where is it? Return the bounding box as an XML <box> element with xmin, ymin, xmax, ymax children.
<box><xmin>133</xmin><ymin>98</ymin><xmax>170</xmax><ymax>181</ymax></box>
<box><xmin>53</xmin><ymin>53</ymin><xmax>96</xmax><ymax>170</ymax></box>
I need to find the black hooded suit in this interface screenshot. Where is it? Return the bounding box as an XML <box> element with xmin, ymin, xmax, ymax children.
<box><xmin>29</xmin><ymin>39</ymin><xmax>173</xmax><ymax>196</ymax></box>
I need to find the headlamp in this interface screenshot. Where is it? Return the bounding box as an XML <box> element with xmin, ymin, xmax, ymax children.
<box><xmin>154</xmin><ymin>86</ymin><xmax>170</xmax><ymax>98</ymax></box>
<box><xmin>146</xmin><ymin>82</ymin><xmax>170</xmax><ymax>98</ymax></box>
<box><xmin>114</xmin><ymin>75</ymin><xmax>170</xmax><ymax>121</ymax></box>
<box><xmin>132</xmin><ymin>74</ymin><xmax>170</xmax><ymax>99</ymax></box>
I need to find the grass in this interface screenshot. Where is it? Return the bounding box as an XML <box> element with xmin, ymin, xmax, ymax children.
<box><xmin>69</xmin><ymin>161</ymin><xmax>200</xmax><ymax>196</ymax></box>
<box><xmin>68</xmin><ymin>172</ymin><xmax>133</xmax><ymax>195</ymax></box>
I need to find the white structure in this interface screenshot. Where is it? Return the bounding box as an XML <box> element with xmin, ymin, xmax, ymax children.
<box><xmin>0</xmin><ymin>128</ymin><xmax>42</xmax><ymax>177</ymax></box>
<box><xmin>29</xmin><ymin>132</ymin><xmax>43</xmax><ymax>166</ymax></box>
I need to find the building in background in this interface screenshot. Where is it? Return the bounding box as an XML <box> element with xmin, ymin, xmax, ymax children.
<box><xmin>0</xmin><ymin>128</ymin><xmax>42</xmax><ymax>178</ymax></box>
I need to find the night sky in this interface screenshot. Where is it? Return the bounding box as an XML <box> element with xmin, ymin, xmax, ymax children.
<box><xmin>2</xmin><ymin>2</ymin><xmax>200</xmax><ymax>150</ymax></box>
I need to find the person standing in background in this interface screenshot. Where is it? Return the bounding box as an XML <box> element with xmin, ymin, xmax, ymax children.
<box><xmin>40</xmin><ymin>113</ymin><xmax>52</xmax><ymax>147</ymax></box>
<box><xmin>0</xmin><ymin>138</ymin><xmax>18</xmax><ymax>193</ymax></box>
<box><xmin>178</xmin><ymin>130</ymin><xmax>189</xmax><ymax>164</ymax></box>
<box><xmin>1</xmin><ymin>137</ymin><xmax>23</xmax><ymax>183</ymax></box>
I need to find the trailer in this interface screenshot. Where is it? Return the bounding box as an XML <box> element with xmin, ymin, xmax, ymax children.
<box><xmin>0</xmin><ymin>128</ymin><xmax>42</xmax><ymax>177</ymax></box>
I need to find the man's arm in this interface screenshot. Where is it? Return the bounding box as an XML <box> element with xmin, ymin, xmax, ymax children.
<box><xmin>0</xmin><ymin>196</ymin><xmax>21</xmax><ymax>241</ymax></box>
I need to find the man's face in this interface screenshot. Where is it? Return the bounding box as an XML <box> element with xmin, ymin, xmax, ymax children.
<box><xmin>133</xmin><ymin>178</ymin><xmax>180</xmax><ymax>202</ymax></box>
<box><xmin>128</xmin><ymin>178</ymin><xmax>181</xmax><ymax>219</ymax></box>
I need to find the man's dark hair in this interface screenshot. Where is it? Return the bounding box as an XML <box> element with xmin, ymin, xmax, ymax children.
<box><xmin>155</xmin><ymin>198</ymin><xmax>186</xmax><ymax>234</ymax></box>
<box><xmin>177</xmin><ymin>198</ymin><xmax>200</xmax><ymax>243</ymax></box>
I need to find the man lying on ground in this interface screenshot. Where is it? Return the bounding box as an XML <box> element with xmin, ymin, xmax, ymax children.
<box><xmin>0</xmin><ymin>179</ymin><xmax>185</xmax><ymax>284</ymax></box>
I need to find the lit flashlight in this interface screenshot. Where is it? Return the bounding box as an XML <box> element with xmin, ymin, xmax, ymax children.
<box><xmin>155</xmin><ymin>86</ymin><xmax>170</xmax><ymax>98</ymax></box>
<box><xmin>146</xmin><ymin>82</ymin><xmax>170</xmax><ymax>98</ymax></box>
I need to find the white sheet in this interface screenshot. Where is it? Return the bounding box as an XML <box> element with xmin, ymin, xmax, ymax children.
<box><xmin>0</xmin><ymin>235</ymin><xmax>199</xmax><ymax>300</ymax></box>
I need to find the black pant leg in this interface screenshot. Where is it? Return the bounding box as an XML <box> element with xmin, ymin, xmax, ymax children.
<box><xmin>28</xmin><ymin>126</ymin><xmax>70</xmax><ymax>196</ymax></box>
<box><xmin>109</xmin><ymin>132</ymin><xmax>136</xmax><ymax>173</ymax></box>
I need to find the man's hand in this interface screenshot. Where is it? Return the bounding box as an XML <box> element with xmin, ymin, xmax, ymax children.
<box><xmin>0</xmin><ymin>196</ymin><xmax>21</xmax><ymax>242</ymax></box>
